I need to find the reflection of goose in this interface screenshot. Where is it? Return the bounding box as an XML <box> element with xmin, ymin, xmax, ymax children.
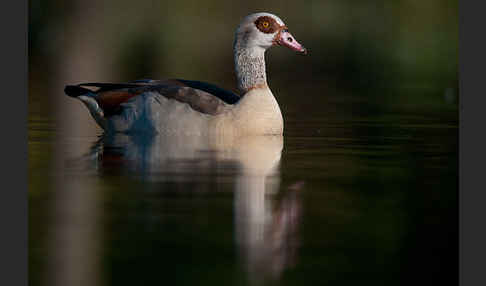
<box><xmin>95</xmin><ymin>133</ymin><xmax>301</xmax><ymax>282</ymax></box>
<box><xmin>64</xmin><ymin>12</ymin><xmax>306</xmax><ymax>136</ymax></box>
<box><xmin>94</xmin><ymin>133</ymin><xmax>284</xmax><ymax>180</ymax></box>
<box><xmin>232</xmin><ymin>140</ymin><xmax>302</xmax><ymax>282</ymax></box>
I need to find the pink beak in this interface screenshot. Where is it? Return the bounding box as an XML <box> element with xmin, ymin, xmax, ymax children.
<box><xmin>275</xmin><ymin>29</ymin><xmax>307</xmax><ymax>55</ymax></box>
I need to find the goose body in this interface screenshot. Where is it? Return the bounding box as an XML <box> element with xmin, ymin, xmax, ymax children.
<box><xmin>65</xmin><ymin>12</ymin><xmax>306</xmax><ymax>136</ymax></box>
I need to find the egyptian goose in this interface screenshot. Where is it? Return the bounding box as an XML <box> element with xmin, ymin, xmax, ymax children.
<box><xmin>64</xmin><ymin>12</ymin><xmax>306</xmax><ymax>136</ymax></box>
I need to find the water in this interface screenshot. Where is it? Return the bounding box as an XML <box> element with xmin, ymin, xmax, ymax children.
<box><xmin>29</xmin><ymin>86</ymin><xmax>458</xmax><ymax>286</ymax></box>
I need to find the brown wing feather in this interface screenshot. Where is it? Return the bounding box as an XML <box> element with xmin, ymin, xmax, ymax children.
<box><xmin>93</xmin><ymin>81</ymin><xmax>229</xmax><ymax>117</ymax></box>
<box><xmin>152</xmin><ymin>85</ymin><xmax>229</xmax><ymax>115</ymax></box>
<box><xmin>97</xmin><ymin>90</ymin><xmax>142</xmax><ymax>114</ymax></box>
<box><xmin>92</xmin><ymin>80</ymin><xmax>184</xmax><ymax>116</ymax></box>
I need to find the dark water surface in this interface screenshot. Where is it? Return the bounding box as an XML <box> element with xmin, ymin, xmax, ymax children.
<box><xmin>29</xmin><ymin>87</ymin><xmax>458</xmax><ymax>286</ymax></box>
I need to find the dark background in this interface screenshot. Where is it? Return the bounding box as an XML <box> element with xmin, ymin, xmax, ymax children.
<box><xmin>29</xmin><ymin>0</ymin><xmax>458</xmax><ymax>116</ymax></box>
<box><xmin>28</xmin><ymin>1</ymin><xmax>459</xmax><ymax>286</ymax></box>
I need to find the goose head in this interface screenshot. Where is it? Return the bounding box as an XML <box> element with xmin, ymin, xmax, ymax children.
<box><xmin>233</xmin><ymin>13</ymin><xmax>306</xmax><ymax>93</ymax></box>
<box><xmin>234</xmin><ymin>12</ymin><xmax>307</xmax><ymax>54</ymax></box>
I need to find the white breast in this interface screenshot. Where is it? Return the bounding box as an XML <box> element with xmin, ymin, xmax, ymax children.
<box><xmin>210</xmin><ymin>88</ymin><xmax>284</xmax><ymax>136</ymax></box>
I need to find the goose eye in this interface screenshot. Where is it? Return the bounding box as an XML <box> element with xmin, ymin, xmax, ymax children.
<box><xmin>254</xmin><ymin>17</ymin><xmax>277</xmax><ymax>33</ymax></box>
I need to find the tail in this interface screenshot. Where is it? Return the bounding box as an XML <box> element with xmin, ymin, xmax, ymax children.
<box><xmin>64</xmin><ymin>85</ymin><xmax>93</xmax><ymax>98</ymax></box>
<box><xmin>64</xmin><ymin>84</ymin><xmax>107</xmax><ymax>130</ymax></box>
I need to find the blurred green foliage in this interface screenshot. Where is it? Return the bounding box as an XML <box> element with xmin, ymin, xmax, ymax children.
<box><xmin>29</xmin><ymin>0</ymin><xmax>458</xmax><ymax>96</ymax></box>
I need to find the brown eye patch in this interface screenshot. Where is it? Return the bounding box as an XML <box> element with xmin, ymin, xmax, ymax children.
<box><xmin>254</xmin><ymin>16</ymin><xmax>279</xmax><ymax>34</ymax></box>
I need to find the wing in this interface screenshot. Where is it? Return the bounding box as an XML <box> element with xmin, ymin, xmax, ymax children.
<box><xmin>174</xmin><ymin>79</ymin><xmax>240</xmax><ymax>104</ymax></box>
<box><xmin>65</xmin><ymin>79</ymin><xmax>240</xmax><ymax>117</ymax></box>
<box><xmin>124</xmin><ymin>78</ymin><xmax>240</xmax><ymax>104</ymax></box>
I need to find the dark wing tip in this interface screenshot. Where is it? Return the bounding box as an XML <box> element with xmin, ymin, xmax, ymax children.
<box><xmin>174</xmin><ymin>79</ymin><xmax>240</xmax><ymax>104</ymax></box>
<box><xmin>64</xmin><ymin>85</ymin><xmax>93</xmax><ymax>98</ymax></box>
